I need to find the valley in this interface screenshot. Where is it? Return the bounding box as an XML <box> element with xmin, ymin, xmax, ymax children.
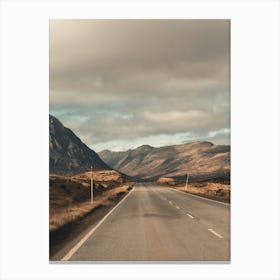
<box><xmin>49</xmin><ymin>114</ymin><xmax>230</xmax><ymax>261</ymax></box>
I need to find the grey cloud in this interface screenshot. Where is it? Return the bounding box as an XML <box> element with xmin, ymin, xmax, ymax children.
<box><xmin>50</xmin><ymin>20</ymin><xmax>229</xmax><ymax>94</ymax></box>
<box><xmin>50</xmin><ymin>20</ymin><xmax>229</xmax><ymax>71</ymax></box>
<box><xmin>54</xmin><ymin>101</ymin><xmax>229</xmax><ymax>145</ymax></box>
<box><xmin>50</xmin><ymin>19</ymin><xmax>230</xmax><ymax>149</ymax></box>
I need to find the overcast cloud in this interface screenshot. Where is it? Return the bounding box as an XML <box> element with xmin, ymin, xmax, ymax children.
<box><xmin>50</xmin><ymin>19</ymin><xmax>230</xmax><ymax>151</ymax></box>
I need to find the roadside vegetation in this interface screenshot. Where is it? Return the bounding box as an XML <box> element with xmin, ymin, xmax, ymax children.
<box><xmin>156</xmin><ymin>177</ymin><xmax>230</xmax><ymax>203</ymax></box>
<box><xmin>49</xmin><ymin>172</ymin><xmax>133</xmax><ymax>232</ymax></box>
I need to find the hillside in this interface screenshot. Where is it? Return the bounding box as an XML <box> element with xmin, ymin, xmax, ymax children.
<box><xmin>99</xmin><ymin>141</ymin><xmax>230</xmax><ymax>180</ymax></box>
<box><xmin>49</xmin><ymin>169</ymin><xmax>131</xmax><ymax>231</ymax></box>
<box><xmin>49</xmin><ymin>115</ymin><xmax>111</xmax><ymax>175</ymax></box>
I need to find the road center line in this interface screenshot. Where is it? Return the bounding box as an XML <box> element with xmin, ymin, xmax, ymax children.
<box><xmin>187</xmin><ymin>213</ymin><xmax>194</xmax><ymax>219</ymax></box>
<box><xmin>61</xmin><ymin>188</ymin><xmax>134</xmax><ymax>261</ymax></box>
<box><xmin>208</xmin><ymin>228</ymin><xmax>223</xmax><ymax>238</ymax></box>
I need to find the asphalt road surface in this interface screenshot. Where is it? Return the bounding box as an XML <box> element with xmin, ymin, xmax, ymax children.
<box><xmin>62</xmin><ymin>183</ymin><xmax>230</xmax><ymax>261</ymax></box>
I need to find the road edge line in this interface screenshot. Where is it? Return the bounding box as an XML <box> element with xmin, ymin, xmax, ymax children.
<box><xmin>61</xmin><ymin>187</ymin><xmax>135</xmax><ymax>261</ymax></box>
<box><xmin>208</xmin><ymin>228</ymin><xmax>223</xmax><ymax>238</ymax></box>
<box><xmin>169</xmin><ymin>187</ymin><xmax>230</xmax><ymax>206</ymax></box>
<box><xmin>187</xmin><ymin>213</ymin><xmax>194</xmax><ymax>219</ymax></box>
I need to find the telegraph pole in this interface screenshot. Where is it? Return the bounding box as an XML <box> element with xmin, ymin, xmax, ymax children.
<box><xmin>91</xmin><ymin>165</ymin><xmax>93</xmax><ymax>204</ymax></box>
<box><xmin>185</xmin><ymin>173</ymin><xmax>189</xmax><ymax>191</ymax></box>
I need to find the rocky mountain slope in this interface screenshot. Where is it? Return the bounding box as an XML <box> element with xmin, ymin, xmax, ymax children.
<box><xmin>99</xmin><ymin>142</ymin><xmax>230</xmax><ymax>180</ymax></box>
<box><xmin>49</xmin><ymin>115</ymin><xmax>110</xmax><ymax>175</ymax></box>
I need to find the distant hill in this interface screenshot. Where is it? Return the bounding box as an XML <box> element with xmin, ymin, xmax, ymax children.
<box><xmin>99</xmin><ymin>142</ymin><xmax>230</xmax><ymax>181</ymax></box>
<box><xmin>49</xmin><ymin>115</ymin><xmax>111</xmax><ymax>175</ymax></box>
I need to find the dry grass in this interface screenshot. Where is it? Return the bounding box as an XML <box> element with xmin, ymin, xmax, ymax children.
<box><xmin>68</xmin><ymin>170</ymin><xmax>126</xmax><ymax>190</ymax></box>
<box><xmin>49</xmin><ymin>170</ymin><xmax>132</xmax><ymax>232</ymax></box>
<box><xmin>175</xmin><ymin>182</ymin><xmax>230</xmax><ymax>203</ymax></box>
<box><xmin>50</xmin><ymin>175</ymin><xmax>91</xmax><ymax>209</ymax></box>
<box><xmin>71</xmin><ymin>170</ymin><xmax>122</xmax><ymax>182</ymax></box>
<box><xmin>156</xmin><ymin>177</ymin><xmax>230</xmax><ymax>203</ymax></box>
<box><xmin>156</xmin><ymin>177</ymin><xmax>177</xmax><ymax>185</ymax></box>
<box><xmin>49</xmin><ymin>184</ymin><xmax>131</xmax><ymax>232</ymax></box>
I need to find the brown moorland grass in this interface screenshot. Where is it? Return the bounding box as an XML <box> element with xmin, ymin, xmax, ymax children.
<box><xmin>50</xmin><ymin>184</ymin><xmax>131</xmax><ymax>232</ymax></box>
<box><xmin>174</xmin><ymin>182</ymin><xmax>230</xmax><ymax>203</ymax></box>
<box><xmin>49</xmin><ymin>172</ymin><xmax>132</xmax><ymax>232</ymax></box>
<box><xmin>156</xmin><ymin>177</ymin><xmax>230</xmax><ymax>203</ymax></box>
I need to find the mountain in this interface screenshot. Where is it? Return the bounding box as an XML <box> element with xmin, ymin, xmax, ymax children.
<box><xmin>49</xmin><ymin>115</ymin><xmax>111</xmax><ymax>175</ymax></box>
<box><xmin>98</xmin><ymin>142</ymin><xmax>230</xmax><ymax>181</ymax></box>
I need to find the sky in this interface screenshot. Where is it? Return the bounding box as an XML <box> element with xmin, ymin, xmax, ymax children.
<box><xmin>50</xmin><ymin>19</ymin><xmax>230</xmax><ymax>152</ymax></box>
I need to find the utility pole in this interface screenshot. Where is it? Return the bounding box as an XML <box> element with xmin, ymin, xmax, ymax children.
<box><xmin>185</xmin><ymin>173</ymin><xmax>189</xmax><ymax>191</ymax></box>
<box><xmin>91</xmin><ymin>165</ymin><xmax>93</xmax><ymax>204</ymax></box>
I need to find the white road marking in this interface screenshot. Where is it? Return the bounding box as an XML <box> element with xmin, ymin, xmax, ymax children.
<box><xmin>61</xmin><ymin>188</ymin><xmax>135</xmax><ymax>261</ymax></box>
<box><xmin>176</xmin><ymin>206</ymin><xmax>180</xmax><ymax>209</ymax></box>
<box><xmin>169</xmin><ymin>187</ymin><xmax>230</xmax><ymax>206</ymax></box>
<box><xmin>187</xmin><ymin>213</ymin><xmax>194</xmax><ymax>219</ymax></box>
<box><xmin>208</xmin><ymin>228</ymin><xmax>223</xmax><ymax>238</ymax></box>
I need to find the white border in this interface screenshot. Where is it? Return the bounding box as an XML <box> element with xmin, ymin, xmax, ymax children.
<box><xmin>0</xmin><ymin>1</ymin><xmax>279</xmax><ymax>279</ymax></box>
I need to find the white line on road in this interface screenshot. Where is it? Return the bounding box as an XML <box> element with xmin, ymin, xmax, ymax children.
<box><xmin>169</xmin><ymin>187</ymin><xmax>230</xmax><ymax>206</ymax></box>
<box><xmin>187</xmin><ymin>213</ymin><xmax>194</xmax><ymax>219</ymax></box>
<box><xmin>61</xmin><ymin>188</ymin><xmax>135</xmax><ymax>261</ymax></box>
<box><xmin>208</xmin><ymin>229</ymin><xmax>223</xmax><ymax>238</ymax></box>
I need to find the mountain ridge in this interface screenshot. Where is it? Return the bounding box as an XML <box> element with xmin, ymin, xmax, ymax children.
<box><xmin>99</xmin><ymin>141</ymin><xmax>230</xmax><ymax>180</ymax></box>
<box><xmin>49</xmin><ymin>115</ymin><xmax>111</xmax><ymax>175</ymax></box>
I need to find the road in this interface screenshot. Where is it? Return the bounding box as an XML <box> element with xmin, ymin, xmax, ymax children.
<box><xmin>62</xmin><ymin>183</ymin><xmax>230</xmax><ymax>261</ymax></box>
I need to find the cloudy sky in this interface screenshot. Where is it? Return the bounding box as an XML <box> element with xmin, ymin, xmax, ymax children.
<box><xmin>50</xmin><ymin>19</ymin><xmax>230</xmax><ymax>152</ymax></box>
